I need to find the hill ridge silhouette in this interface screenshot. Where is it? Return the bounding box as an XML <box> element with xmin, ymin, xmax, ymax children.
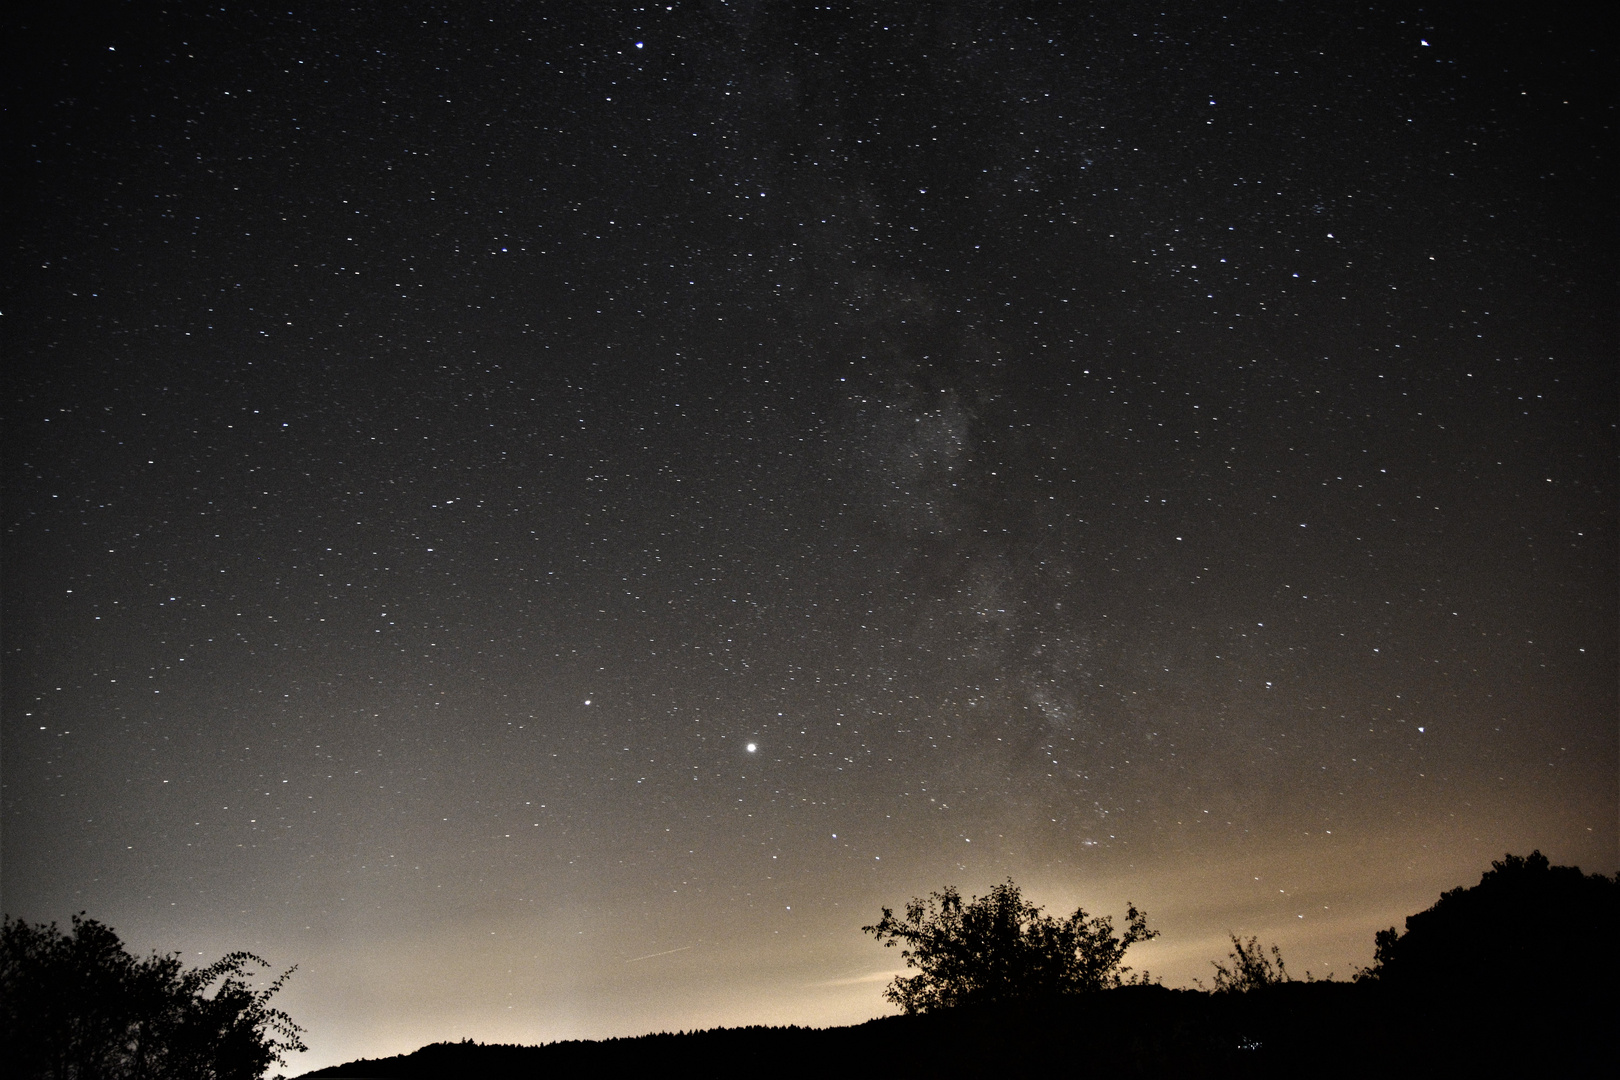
<box><xmin>285</xmin><ymin>853</ymin><xmax>1617</xmax><ymax>1077</ymax></box>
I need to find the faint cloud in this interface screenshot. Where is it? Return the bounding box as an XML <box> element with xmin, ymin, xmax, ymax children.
<box><xmin>807</xmin><ymin>969</ymin><xmax>905</xmax><ymax>988</ymax></box>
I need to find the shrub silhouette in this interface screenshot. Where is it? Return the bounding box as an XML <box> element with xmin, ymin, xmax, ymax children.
<box><xmin>1</xmin><ymin>912</ymin><xmax>306</xmax><ymax>1080</ymax></box>
<box><xmin>862</xmin><ymin>879</ymin><xmax>1157</xmax><ymax>1013</ymax></box>
<box><xmin>1207</xmin><ymin>933</ymin><xmax>1291</xmax><ymax>992</ymax></box>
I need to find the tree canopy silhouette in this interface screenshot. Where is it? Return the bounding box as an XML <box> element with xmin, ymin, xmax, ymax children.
<box><xmin>862</xmin><ymin>879</ymin><xmax>1157</xmax><ymax>1014</ymax></box>
<box><xmin>1</xmin><ymin>912</ymin><xmax>306</xmax><ymax>1080</ymax></box>
<box><xmin>1357</xmin><ymin>850</ymin><xmax>1618</xmax><ymax>993</ymax></box>
<box><xmin>1206</xmin><ymin>933</ymin><xmax>1292</xmax><ymax>992</ymax></box>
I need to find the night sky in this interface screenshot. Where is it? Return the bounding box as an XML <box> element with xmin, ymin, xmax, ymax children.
<box><xmin>4</xmin><ymin>2</ymin><xmax>1614</xmax><ymax>1071</ymax></box>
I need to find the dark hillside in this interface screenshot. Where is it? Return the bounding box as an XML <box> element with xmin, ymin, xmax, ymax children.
<box><xmin>299</xmin><ymin>853</ymin><xmax>1616</xmax><ymax>1078</ymax></box>
<box><xmin>295</xmin><ymin>986</ymin><xmax>1307</xmax><ymax>1078</ymax></box>
<box><xmin>293</xmin><ymin>977</ymin><xmax>1604</xmax><ymax>1078</ymax></box>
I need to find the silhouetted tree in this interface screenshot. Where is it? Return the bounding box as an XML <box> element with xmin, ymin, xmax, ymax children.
<box><xmin>1348</xmin><ymin>852</ymin><xmax>1617</xmax><ymax>1071</ymax></box>
<box><xmin>1</xmin><ymin>912</ymin><xmax>306</xmax><ymax>1080</ymax></box>
<box><xmin>862</xmin><ymin>879</ymin><xmax>1157</xmax><ymax>1013</ymax></box>
<box><xmin>1207</xmin><ymin>934</ymin><xmax>1291</xmax><ymax>992</ymax></box>
<box><xmin>1355</xmin><ymin>850</ymin><xmax>1618</xmax><ymax>992</ymax></box>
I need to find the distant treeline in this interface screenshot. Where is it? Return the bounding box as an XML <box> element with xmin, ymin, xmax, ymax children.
<box><xmin>293</xmin><ymin>977</ymin><xmax>1597</xmax><ymax>1077</ymax></box>
<box><xmin>297</xmin><ymin>852</ymin><xmax>1615</xmax><ymax>1078</ymax></box>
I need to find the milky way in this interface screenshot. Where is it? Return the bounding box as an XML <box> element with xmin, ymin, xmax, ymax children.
<box><xmin>4</xmin><ymin>3</ymin><xmax>1612</xmax><ymax>1070</ymax></box>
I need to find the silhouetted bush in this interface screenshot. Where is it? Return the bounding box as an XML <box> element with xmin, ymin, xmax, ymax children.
<box><xmin>1</xmin><ymin>912</ymin><xmax>305</xmax><ymax>1080</ymax></box>
<box><xmin>862</xmin><ymin>878</ymin><xmax>1157</xmax><ymax>1013</ymax></box>
<box><xmin>1207</xmin><ymin>933</ymin><xmax>1292</xmax><ymax>992</ymax></box>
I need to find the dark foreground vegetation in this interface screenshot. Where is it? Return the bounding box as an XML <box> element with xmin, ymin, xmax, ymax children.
<box><xmin>295</xmin><ymin>976</ymin><xmax>1602</xmax><ymax>1078</ymax></box>
<box><xmin>0</xmin><ymin>914</ymin><xmax>305</xmax><ymax>1080</ymax></box>
<box><xmin>6</xmin><ymin>853</ymin><xmax>1611</xmax><ymax>1077</ymax></box>
<box><xmin>298</xmin><ymin>852</ymin><xmax>1615</xmax><ymax>1078</ymax></box>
